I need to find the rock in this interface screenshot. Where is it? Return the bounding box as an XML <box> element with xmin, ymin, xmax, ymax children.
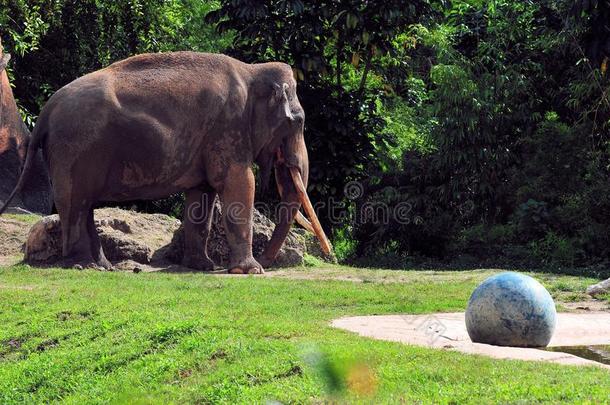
<box><xmin>24</xmin><ymin>203</ymin><xmax>310</xmax><ymax>269</ymax></box>
<box><xmin>586</xmin><ymin>278</ymin><xmax>610</xmax><ymax>298</ymax></box>
<box><xmin>166</xmin><ymin>199</ymin><xmax>306</xmax><ymax>267</ymax></box>
<box><xmin>304</xmin><ymin>233</ymin><xmax>338</xmax><ymax>263</ymax></box>
<box><xmin>0</xmin><ymin>214</ymin><xmax>40</xmax><ymax>259</ymax></box>
<box><xmin>24</xmin><ymin>215</ymin><xmax>63</xmax><ymax>263</ymax></box>
<box><xmin>24</xmin><ymin>208</ymin><xmax>181</xmax><ymax>266</ymax></box>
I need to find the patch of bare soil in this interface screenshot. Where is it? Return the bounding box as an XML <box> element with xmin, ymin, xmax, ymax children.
<box><xmin>263</xmin><ymin>267</ymin><xmax>498</xmax><ymax>284</ymax></box>
<box><xmin>0</xmin><ymin>217</ymin><xmax>32</xmax><ymax>258</ymax></box>
<box><xmin>0</xmin><ymin>256</ymin><xmax>20</xmax><ymax>267</ymax></box>
<box><xmin>561</xmin><ymin>300</ymin><xmax>609</xmax><ymax>312</ymax></box>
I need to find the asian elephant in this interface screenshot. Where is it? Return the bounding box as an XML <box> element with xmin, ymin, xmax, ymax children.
<box><xmin>0</xmin><ymin>39</ymin><xmax>53</xmax><ymax>214</ymax></box>
<box><xmin>0</xmin><ymin>52</ymin><xmax>330</xmax><ymax>274</ymax></box>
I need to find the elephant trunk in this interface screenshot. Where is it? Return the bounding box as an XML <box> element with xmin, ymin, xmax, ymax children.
<box><xmin>258</xmin><ymin>162</ymin><xmax>302</xmax><ymax>267</ymax></box>
<box><xmin>259</xmin><ymin>132</ymin><xmax>332</xmax><ymax>267</ymax></box>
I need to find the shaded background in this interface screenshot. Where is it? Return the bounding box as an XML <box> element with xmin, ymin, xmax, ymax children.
<box><xmin>1</xmin><ymin>0</ymin><xmax>610</xmax><ymax>273</ymax></box>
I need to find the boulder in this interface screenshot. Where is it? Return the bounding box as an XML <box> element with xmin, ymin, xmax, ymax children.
<box><xmin>24</xmin><ymin>204</ymin><xmax>308</xmax><ymax>269</ymax></box>
<box><xmin>304</xmin><ymin>233</ymin><xmax>338</xmax><ymax>264</ymax></box>
<box><xmin>24</xmin><ymin>208</ymin><xmax>181</xmax><ymax>266</ymax></box>
<box><xmin>586</xmin><ymin>278</ymin><xmax>610</xmax><ymax>298</ymax></box>
<box><xmin>165</xmin><ymin>200</ymin><xmax>306</xmax><ymax>267</ymax></box>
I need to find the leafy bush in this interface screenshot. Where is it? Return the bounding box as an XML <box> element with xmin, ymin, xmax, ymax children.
<box><xmin>513</xmin><ymin>200</ymin><xmax>551</xmax><ymax>242</ymax></box>
<box><xmin>529</xmin><ymin>232</ymin><xmax>579</xmax><ymax>268</ymax></box>
<box><xmin>4</xmin><ymin>0</ymin><xmax>610</xmax><ymax>270</ymax></box>
<box><xmin>345</xmin><ymin>0</ymin><xmax>610</xmax><ymax>268</ymax></box>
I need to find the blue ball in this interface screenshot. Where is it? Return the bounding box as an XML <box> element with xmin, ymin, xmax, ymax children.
<box><xmin>465</xmin><ymin>272</ymin><xmax>557</xmax><ymax>347</ymax></box>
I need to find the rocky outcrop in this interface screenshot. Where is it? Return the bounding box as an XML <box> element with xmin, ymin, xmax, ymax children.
<box><xmin>24</xmin><ymin>208</ymin><xmax>181</xmax><ymax>265</ymax></box>
<box><xmin>586</xmin><ymin>278</ymin><xmax>610</xmax><ymax>298</ymax></box>
<box><xmin>0</xmin><ymin>39</ymin><xmax>52</xmax><ymax>214</ymax></box>
<box><xmin>165</xmin><ymin>200</ymin><xmax>306</xmax><ymax>268</ymax></box>
<box><xmin>24</xmin><ymin>205</ymin><xmax>312</xmax><ymax>270</ymax></box>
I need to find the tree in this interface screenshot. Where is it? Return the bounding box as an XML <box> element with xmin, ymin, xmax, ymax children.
<box><xmin>0</xmin><ymin>0</ymin><xmax>228</xmax><ymax>124</ymax></box>
<box><xmin>207</xmin><ymin>0</ymin><xmax>440</xmax><ymax>228</ymax></box>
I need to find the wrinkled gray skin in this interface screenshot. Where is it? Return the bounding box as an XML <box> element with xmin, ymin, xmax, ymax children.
<box><xmin>1</xmin><ymin>52</ymin><xmax>308</xmax><ymax>273</ymax></box>
<box><xmin>0</xmin><ymin>40</ymin><xmax>52</xmax><ymax>214</ymax></box>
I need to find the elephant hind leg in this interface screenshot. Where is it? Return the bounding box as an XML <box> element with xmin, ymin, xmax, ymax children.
<box><xmin>87</xmin><ymin>209</ymin><xmax>111</xmax><ymax>269</ymax></box>
<box><xmin>54</xmin><ymin>183</ymin><xmax>109</xmax><ymax>269</ymax></box>
<box><xmin>181</xmin><ymin>188</ymin><xmax>217</xmax><ymax>271</ymax></box>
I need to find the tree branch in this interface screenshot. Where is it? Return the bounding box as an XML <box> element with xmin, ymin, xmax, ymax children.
<box><xmin>336</xmin><ymin>38</ymin><xmax>343</xmax><ymax>88</ymax></box>
<box><xmin>358</xmin><ymin>46</ymin><xmax>372</xmax><ymax>96</ymax></box>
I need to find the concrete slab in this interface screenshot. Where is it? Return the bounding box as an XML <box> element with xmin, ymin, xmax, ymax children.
<box><xmin>331</xmin><ymin>312</ymin><xmax>610</xmax><ymax>369</ymax></box>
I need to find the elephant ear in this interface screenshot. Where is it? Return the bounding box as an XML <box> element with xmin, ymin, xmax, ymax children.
<box><xmin>0</xmin><ymin>53</ymin><xmax>11</xmax><ymax>71</ymax></box>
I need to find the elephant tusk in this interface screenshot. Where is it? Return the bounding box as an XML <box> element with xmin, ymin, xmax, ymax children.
<box><xmin>288</xmin><ymin>167</ymin><xmax>333</xmax><ymax>255</ymax></box>
<box><xmin>296</xmin><ymin>211</ymin><xmax>314</xmax><ymax>233</ymax></box>
<box><xmin>275</xmin><ymin>149</ymin><xmax>314</xmax><ymax>234</ymax></box>
<box><xmin>276</xmin><ymin>169</ymin><xmax>314</xmax><ymax>234</ymax></box>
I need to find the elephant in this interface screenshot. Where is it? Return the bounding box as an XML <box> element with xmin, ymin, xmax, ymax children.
<box><xmin>0</xmin><ymin>51</ymin><xmax>331</xmax><ymax>274</ymax></box>
<box><xmin>0</xmin><ymin>39</ymin><xmax>53</xmax><ymax>214</ymax></box>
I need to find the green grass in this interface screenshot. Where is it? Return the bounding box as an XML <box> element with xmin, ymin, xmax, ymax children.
<box><xmin>2</xmin><ymin>213</ymin><xmax>42</xmax><ymax>224</ymax></box>
<box><xmin>0</xmin><ymin>264</ymin><xmax>608</xmax><ymax>404</ymax></box>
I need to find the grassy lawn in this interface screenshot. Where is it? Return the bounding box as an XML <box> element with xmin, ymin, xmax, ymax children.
<box><xmin>0</xmin><ymin>264</ymin><xmax>608</xmax><ymax>404</ymax></box>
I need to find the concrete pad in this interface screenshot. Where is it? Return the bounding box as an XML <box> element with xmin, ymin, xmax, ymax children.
<box><xmin>331</xmin><ymin>312</ymin><xmax>610</xmax><ymax>369</ymax></box>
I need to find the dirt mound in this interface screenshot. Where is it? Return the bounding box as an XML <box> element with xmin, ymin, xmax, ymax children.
<box><xmin>165</xmin><ymin>200</ymin><xmax>306</xmax><ymax>268</ymax></box>
<box><xmin>16</xmin><ymin>204</ymin><xmax>310</xmax><ymax>270</ymax></box>
<box><xmin>0</xmin><ymin>215</ymin><xmax>36</xmax><ymax>259</ymax></box>
<box><xmin>24</xmin><ymin>208</ymin><xmax>180</xmax><ymax>267</ymax></box>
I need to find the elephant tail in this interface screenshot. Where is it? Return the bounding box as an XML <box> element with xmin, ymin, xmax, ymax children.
<box><xmin>0</xmin><ymin>127</ymin><xmax>47</xmax><ymax>215</ymax></box>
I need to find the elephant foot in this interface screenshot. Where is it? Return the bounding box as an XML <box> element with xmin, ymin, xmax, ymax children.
<box><xmin>63</xmin><ymin>256</ymin><xmax>112</xmax><ymax>271</ymax></box>
<box><xmin>228</xmin><ymin>257</ymin><xmax>264</xmax><ymax>275</ymax></box>
<box><xmin>96</xmin><ymin>255</ymin><xmax>113</xmax><ymax>270</ymax></box>
<box><xmin>182</xmin><ymin>255</ymin><xmax>215</xmax><ymax>271</ymax></box>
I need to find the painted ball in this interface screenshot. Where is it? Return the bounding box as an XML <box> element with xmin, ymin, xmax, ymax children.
<box><xmin>465</xmin><ymin>272</ymin><xmax>557</xmax><ymax>347</ymax></box>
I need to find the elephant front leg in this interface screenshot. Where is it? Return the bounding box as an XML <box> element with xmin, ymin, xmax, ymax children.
<box><xmin>220</xmin><ymin>163</ymin><xmax>263</xmax><ymax>274</ymax></box>
<box><xmin>182</xmin><ymin>188</ymin><xmax>217</xmax><ymax>271</ymax></box>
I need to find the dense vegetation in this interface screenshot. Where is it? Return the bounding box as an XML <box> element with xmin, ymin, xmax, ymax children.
<box><xmin>2</xmin><ymin>0</ymin><xmax>610</xmax><ymax>270</ymax></box>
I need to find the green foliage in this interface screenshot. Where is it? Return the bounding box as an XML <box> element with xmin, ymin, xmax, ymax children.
<box><xmin>381</xmin><ymin>82</ymin><xmax>434</xmax><ymax>166</ymax></box>
<box><xmin>208</xmin><ymin>0</ymin><xmax>437</xmax><ymax>82</ymax></box>
<box><xmin>3</xmin><ymin>0</ymin><xmax>610</xmax><ymax>267</ymax></box>
<box><xmin>513</xmin><ymin>200</ymin><xmax>551</xmax><ymax>241</ymax></box>
<box><xmin>207</xmin><ymin>0</ymin><xmax>439</xmax><ymax>215</ymax></box>
<box><xmin>569</xmin><ymin>0</ymin><xmax>610</xmax><ymax>65</ymax></box>
<box><xmin>2</xmin><ymin>213</ymin><xmax>42</xmax><ymax>225</ymax></box>
<box><xmin>331</xmin><ymin>227</ymin><xmax>357</xmax><ymax>263</ymax></box>
<box><xmin>529</xmin><ymin>232</ymin><xmax>580</xmax><ymax>268</ymax></box>
<box><xmin>457</xmin><ymin>223</ymin><xmax>516</xmax><ymax>249</ymax></box>
<box><xmin>302</xmin><ymin>253</ymin><xmax>325</xmax><ymax>268</ymax></box>
<box><xmin>0</xmin><ymin>0</ymin><xmax>230</xmax><ymax>124</ymax></box>
<box><xmin>350</xmin><ymin>0</ymin><xmax>610</xmax><ymax>267</ymax></box>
